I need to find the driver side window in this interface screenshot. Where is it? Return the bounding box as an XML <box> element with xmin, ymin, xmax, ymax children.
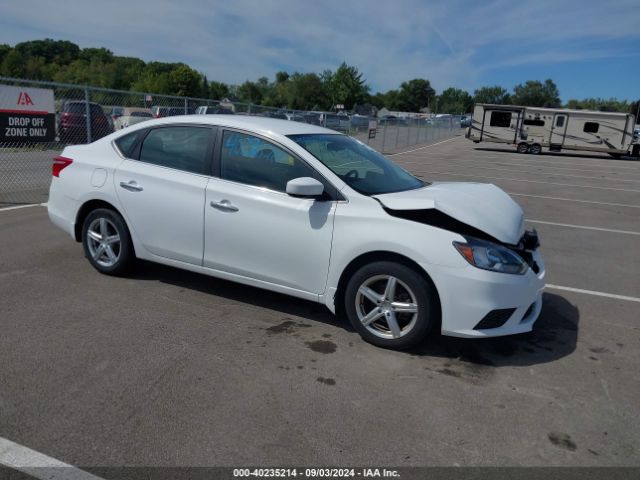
<box><xmin>220</xmin><ymin>131</ymin><xmax>315</xmax><ymax>192</ymax></box>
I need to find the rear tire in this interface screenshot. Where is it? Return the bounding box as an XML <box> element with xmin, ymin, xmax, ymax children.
<box><xmin>81</xmin><ymin>208</ymin><xmax>134</xmax><ymax>276</ymax></box>
<box><xmin>517</xmin><ymin>142</ymin><xmax>530</xmax><ymax>154</ymax></box>
<box><xmin>344</xmin><ymin>261</ymin><xmax>438</xmax><ymax>350</ymax></box>
<box><xmin>529</xmin><ymin>143</ymin><xmax>542</xmax><ymax>155</ymax></box>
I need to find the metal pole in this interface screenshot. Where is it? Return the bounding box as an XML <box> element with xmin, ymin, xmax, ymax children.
<box><xmin>381</xmin><ymin>122</ymin><xmax>387</xmax><ymax>154</ymax></box>
<box><xmin>184</xmin><ymin>98</ymin><xmax>188</xmax><ymax>115</ymax></box>
<box><xmin>394</xmin><ymin>120</ymin><xmax>400</xmax><ymax>149</ymax></box>
<box><xmin>84</xmin><ymin>88</ymin><xmax>92</xmax><ymax>144</ymax></box>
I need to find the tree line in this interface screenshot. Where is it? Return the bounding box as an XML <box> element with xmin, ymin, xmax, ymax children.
<box><xmin>1</xmin><ymin>39</ymin><xmax>638</xmax><ymax>116</ymax></box>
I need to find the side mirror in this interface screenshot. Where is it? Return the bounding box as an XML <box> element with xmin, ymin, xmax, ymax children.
<box><xmin>286</xmin><ymin>177</ymin><xmax>324</xmax><ymax>198</ymax></box>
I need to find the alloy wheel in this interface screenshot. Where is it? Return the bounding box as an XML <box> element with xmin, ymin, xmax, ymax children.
<box><xmin>86</xmin><ymin>217</ymin><xmax>121</xmax><ymax>268</ymax></box>
<box><xmin>355</xmin><ymin>274</ymin><xmax>419</xmax><ymax>339</ymax></box>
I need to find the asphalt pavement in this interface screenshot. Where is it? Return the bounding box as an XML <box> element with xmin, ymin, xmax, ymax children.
<box><xmin>0</xmin><ymin>137</ymin><xmax>638</xmax><ymax>470</ymax></box>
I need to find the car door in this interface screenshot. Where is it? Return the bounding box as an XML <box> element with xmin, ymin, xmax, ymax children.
<box><xmin>203</xmin><ymin>129</ymin><xmax>337</xmax><ymax>294</ymax></box>
<box><xmin>114</xmin><ymin>125</ymin><xmax>215</xmax><ymax>265</ymax></box>
<box><xmin>550</xmin><ymin>114</ymin><xmax>568</xmax><ymax>146</ymax></box>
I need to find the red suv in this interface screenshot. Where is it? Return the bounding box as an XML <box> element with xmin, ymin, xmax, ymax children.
<box><xmin>58</xmin><ymin>101</ymin><xmax>113</xmax><ymax>144</ymax></box>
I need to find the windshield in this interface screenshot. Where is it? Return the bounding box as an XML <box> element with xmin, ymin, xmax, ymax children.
<box><xmin>289</xmin><ymin>134</ymin><xmax>425</xmax><ymax>195</ymax></box>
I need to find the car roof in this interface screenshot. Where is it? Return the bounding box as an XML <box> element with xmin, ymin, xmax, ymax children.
<box><xmin>135</xmin><ymin>114</ymin><xmax>339</xmax><ymax>136</ymax></box>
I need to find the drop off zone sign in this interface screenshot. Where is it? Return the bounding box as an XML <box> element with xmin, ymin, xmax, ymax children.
<box><xmin>0</xmin><ymin>85</ymin><xmax>55</xmax><ymax>142</ymax></box>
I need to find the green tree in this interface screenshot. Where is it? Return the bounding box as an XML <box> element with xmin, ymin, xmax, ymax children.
<box><xmin>565</xmin><ymin>97</ymin><xmax>629</xmax><ymax>112</ymax></box>
<box><xmin>79</xmin><ymin>47</ymin><xmax>114</xmax><ymax>64</ymax></box>
<box><xmin>630</xmin><ymin>99</ymin><xmax>640</xmax><ymax>121</ymax></box>
<box><xmin>512</xmin><ymin>79</ymin><xmax>561</xmax><ymax>107</ymax></box>
<box><xmin>473</xmin><ymin>86</ymin><xmax>511</xmax><ymax>105</ymax></box>
<box><xmin>437</xmin><ymin>88</ymin><xmax>474</xmax><ymax>114</ymax></box>
<box><xmin>396</xmin><ymin>79</ymin><xmax>435</xmax><ymax>112</ymax></box>
<box><xmin>1</xmin><ymin>49</ymin><xmax>25</xmax><ymax>77</ymax></box>
<box><xmin>209</xmin><ymin>81</ymin><xmax>230</xmax><ymax>100</ymax></box>
<box><xmin>168</xmin><ymin>64</ymin><xmax>202</xmax><ymax>97</ymax></box>
<box><xmin>328</xmin><ymin>62</ymin><xmax>369</xmax><ymax>110</ymax></box>
<box><xmin>287</xmin><ymin>73</ymin><xmax>329</xmax><ymax>110</ymax></box>
<box><xmin>237</xmin><ymin>80</ymin><xmax>264</xmax><ymax>104</ymax></box>
<box><xmin>275</xmin><ymin>71</ymin><xmax>289</xmax><ymax>84</ymax></box>
<box><xmin>0</xmin><ymin>44</ymin><xmax>10</xmax><ymax>65</ymax></box>
<box><xmin>14</xmin><ymin>39</ymin><xmax>80</xmax><ymax>66</ymax></box>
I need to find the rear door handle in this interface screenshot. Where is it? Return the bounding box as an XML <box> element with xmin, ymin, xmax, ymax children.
<box><xmin>210</xmin><ymin>200</ymin><xmax>239</xmax><ymax>212</ymax></box>
<box><xmin>120</xmin><ymin>181</ymin><xmax>143</xmax><ymax>192</ymax></box>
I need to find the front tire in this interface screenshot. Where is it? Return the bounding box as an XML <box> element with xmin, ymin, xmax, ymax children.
<box><xmin>344</xmin><ymin>261</ymin><xmax>438</xmax><ymax>350</ymax></box>
<box><xmin>517</xmin><ymin>142</ymin><xmax>530</xmax><ymax>154</ymax></box>
<box><xmin>82</xmin><ymin>208</ymin><xmax>134</xmax><ymax>276</ymax></box>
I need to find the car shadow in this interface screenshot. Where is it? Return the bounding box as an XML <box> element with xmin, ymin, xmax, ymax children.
<box><xmin>474</xmin><ymin>146</ymin><xmax>635</xmax><ymax>162</ymax></box>
<box><xmin>128</xmin><ymin>262</ymin><xmax>578</xmax><ymax>366</ymax></box>
<box><xmin>128</xmin><ymin>260</ymin><xmax>342</xmax><ymax>327</ymax></box>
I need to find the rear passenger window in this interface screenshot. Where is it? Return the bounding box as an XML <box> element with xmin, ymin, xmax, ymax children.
<box><xmin>584</xmin><ymin>122</ymin><xmax>599</xmax><ymax>133</ymax></box>
<box><xmin>489</xmin><ymin>111</ymin><xmax>512</xmax><ymax>127</ymax></box>
<box><xmin>139</xmin><ymin>126</ymin><xmax>211</xmax><ymax>174</ymax></box>
<box><xmin>220</xmin><ymin>131</ymin><xmax>315</xmax><ymax>192</ymax></box>
<box><xmin>114</xmin><ymin>130</ymin><xmax>144</xmax><ymax>157</ymax></box>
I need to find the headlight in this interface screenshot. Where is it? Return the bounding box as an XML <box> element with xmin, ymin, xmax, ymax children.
<box><xmin>453</xmin><ymin>237</ymin><xmax>528</xmax><ymax>275</ymax></box>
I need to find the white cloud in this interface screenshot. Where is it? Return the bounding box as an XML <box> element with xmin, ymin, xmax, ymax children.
<box><xmin>1</xmin><ymin>0</ymin><xmax>639</xmax><ymax>94</ymax></box>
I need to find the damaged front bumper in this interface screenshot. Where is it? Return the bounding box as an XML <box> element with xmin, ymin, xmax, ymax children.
<box><xmin>425</xmin><ymin>242</ymin><xmax>546</xmax><ymax>338</ymax></box>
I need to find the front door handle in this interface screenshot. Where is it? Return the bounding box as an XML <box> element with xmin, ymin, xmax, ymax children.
<box><xmin>210</xmin><ymin>200</ymin><xmax>239</xmax><ymax>212</ymax></box>
<box><xmin>119</xmin><ymin>181</ymin><xmax>143</xmax><ymax>192</ymax></box>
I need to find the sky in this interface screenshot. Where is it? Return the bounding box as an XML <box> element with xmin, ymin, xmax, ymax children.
<box><xmin>1</xmin><ymin>0</ymin><xmax>639</xmax><ymax>101</ymax></box>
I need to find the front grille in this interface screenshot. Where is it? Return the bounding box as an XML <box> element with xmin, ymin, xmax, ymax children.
<box><xmin>474</xmin><ymin>308</ymin><xmax>516</xmax><ymax>330</ymax></box>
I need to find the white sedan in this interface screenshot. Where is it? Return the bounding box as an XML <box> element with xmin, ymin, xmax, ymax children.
<box><xmin>113</xmin><ymin>108</ymin><xmax>153</xmax><ymax>130</ymax></box>
<box><xmin>48</xmin><ymin>116</ymin><xmax>545</xmax><ymax>349</ymax></box>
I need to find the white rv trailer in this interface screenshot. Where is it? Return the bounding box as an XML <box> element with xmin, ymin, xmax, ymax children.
<box><xmin>467</xmin><ymin>103</ymin><xmax>639</xmax><ymax>158</ymax></box>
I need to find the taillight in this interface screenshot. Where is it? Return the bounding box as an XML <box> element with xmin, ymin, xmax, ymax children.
<box><xmin>52</xmin><ymin>156</ymin><xmax>73</xmax><ymax>177</ymax></box>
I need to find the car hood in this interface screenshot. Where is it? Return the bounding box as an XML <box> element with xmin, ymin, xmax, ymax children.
<box><xmin>373</xmin><ymin>182</ymin><xmax>525</xmax><ymax>244</ymax></box>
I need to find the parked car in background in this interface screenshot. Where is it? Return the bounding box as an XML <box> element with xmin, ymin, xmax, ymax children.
<box><xmin>634</xmin><ymin>126</ymin><xmax>640</xmax><ymax>140</ymax></box>
<box><xmin>109</xmin><ymin>106</ymin><xmax>125</xmax><ymax>126</ymax></box>
<box><xmin>320</xmin><ymin>112</ymin><xmax>349</xmax><ymax>132</ymax></box>
<box><xmin>350</xmin><ymin>114</ymin><xmax>371</xmax><ymax>130</ymax></box>
<box><xmin>58</xmin><ymin>100</ymin><xmax>113</xmax><ymax>143</ymax></box>
<box><xmin>303</xmin><ymin>112</ymin><xmax>322</xmax><ymax>126</ymax></box>
<box><xmin>48</xmin><ymin>115</ymin><xmax>544</xmax><ymax>350</ymax></box>
<box><xmin>379</xmin><ymin>115</ymin><xmax>398</xmax><ymax>125</ymax></box>
<box><xmin>113</xmin><ymin>108</ymin><xmax>153</xmax><ymax>130</ymax></box>
<box><xmin>151</xmin><ymin>106</ymin><xmax>193</xmax><ymax>118</ymax></box>
<box><xmin>195</xmin><ymin>105</ymin><xmax>234</xmax><ymax>115</ymax></box>
<box><xmin>285</xmin><ymin>113</ymin><xmax>307</xmax><ymax>123</ymax></box>
<box><xmin>460</xmin><ymin>115</ymin><xmax>472</xmax><ymax>128</ymax></box>
<box><xmin>264</xmin><ymin>111</ymin><xmax>288</xmax><ymax>120</ymax></box>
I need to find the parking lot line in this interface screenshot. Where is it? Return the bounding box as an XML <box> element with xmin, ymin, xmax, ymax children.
<box><xmin>0</xmin><ymin>204</ymin><xmax>42</xmax><ymax>212</ymax></box>
<box><xmin>438</xmin><ymin>159</ymin><xmax>640</xmax><ymax>176</ymax></box>
<box><xmin>527</xmin><ymin>219</ymin><xmax>640</xmax><ymax>236</ymax></box>
<box><xmin>389</xmin><ymin>136</ymin><xmax>460</xmax><ymax>156</ymax></box>
<box><xmin>546</xmin><ymin>284</ymin><xmax>640</xmax><ymax>303</ymax></box>
<box><xmin>471</xmin><ymin>151</ymin><xmax>640</xmax><ymax>170</ymax></box>
<box><xmin>408</xmin><ymin>161</ymin><xmax>640</xmax><ymax>184</ymax></box>
<box><xmin>402</xmin><ymin>152</ymin><xmax>640</xmax><ymax>174</ymax></box>
<box><xmin>508</xmin><ymin>192</ymin><xmax>640</xmax><ymax>209</ymax></box>
<box><xmin>0</xmin><ymin>437</ymin><xmax>103</xmax><ymax>480</ymax></box>
<box><xmin>424</xmin><ymin>170</ymin><xmax>640</xmax><ymax>192</ymax></box>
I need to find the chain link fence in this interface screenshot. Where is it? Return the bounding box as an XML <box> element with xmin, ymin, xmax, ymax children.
<box><xmin>0</xmin><ymin>76</ymin><xmax>462</xmax><ymax>206</ymax></box>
